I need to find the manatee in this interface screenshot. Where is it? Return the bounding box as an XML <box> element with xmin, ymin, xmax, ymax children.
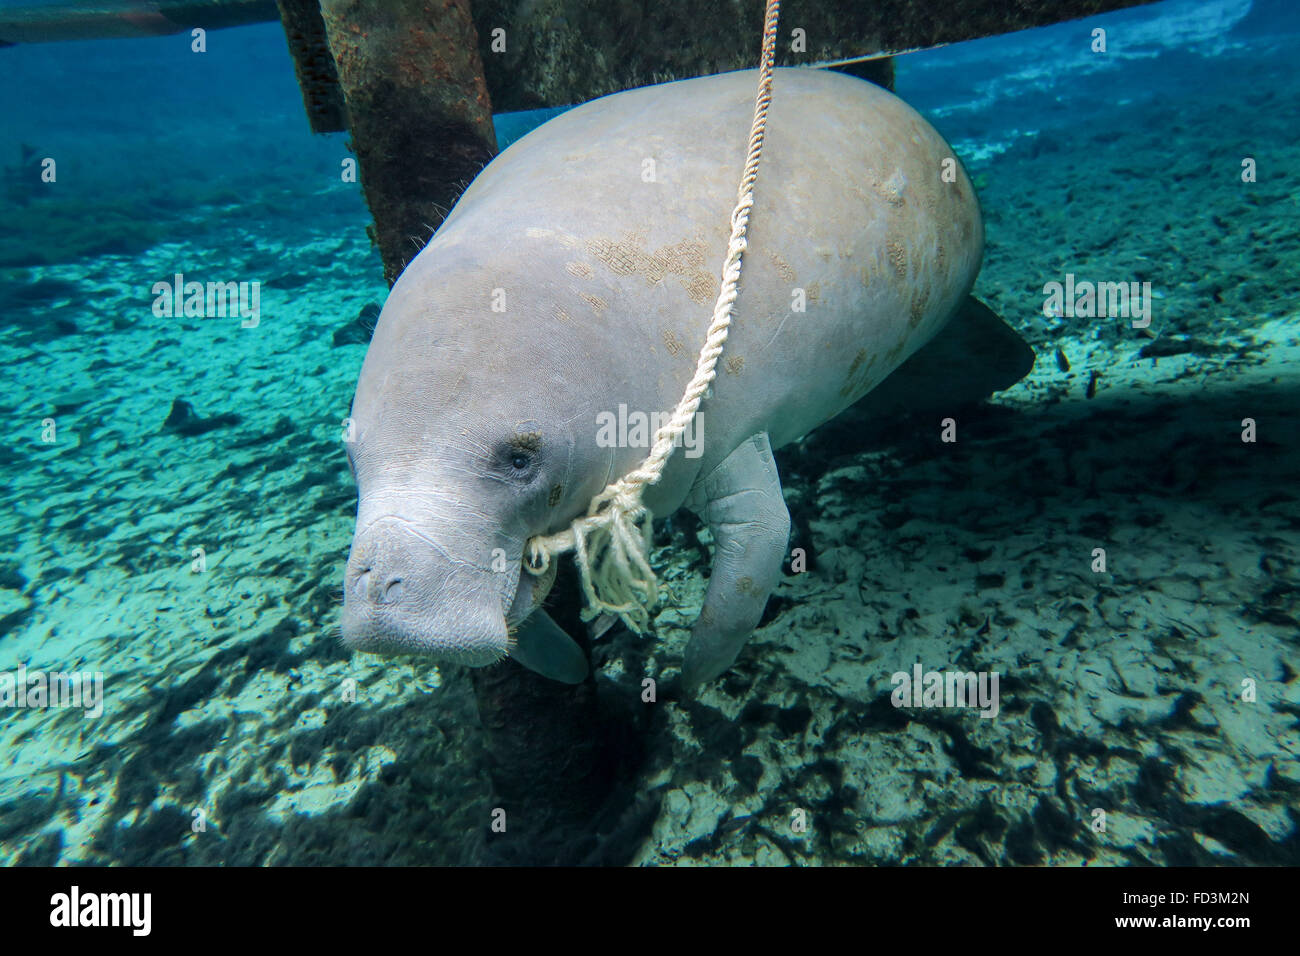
<box><xmin>340</xmin><ymin>67</ymin><xmax>1027</xmax><ymax>688</ymax></box>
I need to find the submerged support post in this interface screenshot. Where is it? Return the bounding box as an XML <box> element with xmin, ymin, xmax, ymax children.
<box><xmin>316</xmin><ymin>2</ymin><xmax>636</xmax><ymax>860</ymax></box>
<box><xmin>276</xmin><ymin>0</ymin><xmax>347</xmax><ymax>134</ymax></box>
<box><xmin>470</xmin><ymin>562</ymin><xmax>643</xmax><ymax>865</ymax></box>
<box><xmin>318</xmin><ymin>0</ymin><xmax>497</xmax><ymax>284</ymax></box>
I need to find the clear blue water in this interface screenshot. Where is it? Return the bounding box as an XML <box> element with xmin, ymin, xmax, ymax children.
<box><xmin>0</xmin><ymin>0</ymin><xmax>1296</xmax><ymax>866</ymax></box>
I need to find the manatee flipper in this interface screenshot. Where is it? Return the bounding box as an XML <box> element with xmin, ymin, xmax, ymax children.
<box><xmin>589</xmin><ymin>612</ymin><xmax>619</xmax><ymax>641</ymax></box>
<box><xmin>682</xmin><ymin>431</ymin><xmax>791</xmax><ymax>691</ymax></box>
<box><xmin>509</xmin><ymin>610</ymin><xmax>589</xmax><ymax>684</ymax></box>
<box><xmin>857</xmin><ymin>296</ymin><xmax>1035</xmax><ymax>418</ymax></box>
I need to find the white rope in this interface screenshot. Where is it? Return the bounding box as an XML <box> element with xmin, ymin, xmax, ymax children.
<box><xmin>524</xmin><ymin>0</ymin><xmax>782</xmax><ymax>633</ymax></box>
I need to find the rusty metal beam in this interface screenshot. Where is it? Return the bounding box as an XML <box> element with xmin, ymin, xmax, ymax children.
<box><xmin>318</xmin><ymin>0</ymin><xmax>497</xmax><ymax>284</ymax></box>
<box><xmin>4</xmin><ymin>2</ymin><xmax>1163</xmax><ymax>93</ymax></box>
<box><xmin>469</xmin><ymin>0</ymin><xmax>1160</xmax><ymax>111</ymax></box>
<box><xmin>276</xmin><ymin>0</ymin><xmax>347</xmax><ymax>134</ymax></box>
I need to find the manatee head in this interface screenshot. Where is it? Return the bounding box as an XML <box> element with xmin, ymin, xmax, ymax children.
<box><xmin>337</xmin><ymin>265</ymin><xmax>604</xmax><ymax>666</ymax></box>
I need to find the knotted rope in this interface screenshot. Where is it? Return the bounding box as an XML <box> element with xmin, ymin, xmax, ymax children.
<box><xmin>524</xmin><ymin>0</ymin><xmax>782</xmax><ymax>633</ymax></box>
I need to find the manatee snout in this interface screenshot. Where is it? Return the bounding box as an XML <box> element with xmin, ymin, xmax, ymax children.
<box><xmin>339</xmin><ymin>515</ymin><xmax>512</xmax><ymax>666</ymax></box>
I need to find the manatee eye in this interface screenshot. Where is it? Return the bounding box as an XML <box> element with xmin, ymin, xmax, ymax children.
<box><xmin>499</xmin><ymin>431</ymin><xmax>542</xmax><ymax>480</ymax></box>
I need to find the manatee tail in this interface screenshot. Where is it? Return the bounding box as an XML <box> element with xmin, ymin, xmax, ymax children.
<box><xmin>860</xmin><ymin>296</ymin><xmax>1034</xmax><ymax>417</ymax></box>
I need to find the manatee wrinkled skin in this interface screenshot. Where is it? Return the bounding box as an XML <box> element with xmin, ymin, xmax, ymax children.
<box><xmin>340</xmin><ymin>67</ymin><xmax>984</xmax><ymax>688</ymax></box>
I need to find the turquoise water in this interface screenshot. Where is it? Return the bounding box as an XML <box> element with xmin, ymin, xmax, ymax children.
<box><xmin>1</xmin><ymin>0</ymin><xmax>1296</xmax><ymax>865</ymax></box>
